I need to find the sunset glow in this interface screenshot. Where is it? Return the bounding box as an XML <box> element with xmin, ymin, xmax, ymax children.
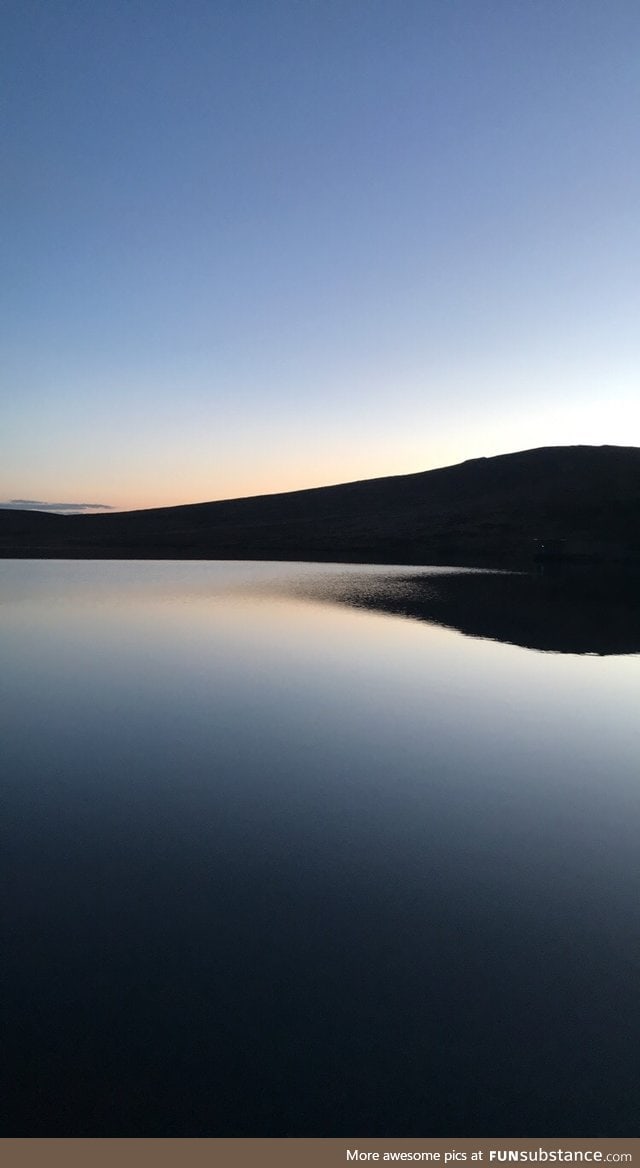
<box><xmin>3</xmin><ymin>1</ymin><xmax>639</xmax><ymax>512</ymax></box>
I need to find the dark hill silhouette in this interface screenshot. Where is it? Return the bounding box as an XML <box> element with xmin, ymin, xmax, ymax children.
<box><xmin>2</xmin><ymin>445</ymin><xmax>639</xmax><ymax>565</ymax></box>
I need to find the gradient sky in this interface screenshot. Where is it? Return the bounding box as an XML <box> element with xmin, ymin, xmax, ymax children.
<box><xmin>3</xmin><ymin>0</ymin><xmax>639</xmax><ymax>512</ymax></box>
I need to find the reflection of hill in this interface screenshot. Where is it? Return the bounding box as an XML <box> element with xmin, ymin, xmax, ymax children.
<box><xmin>313</xmin><ymin>568</ymin><xmax>640</xmax><ymax>656</ymax></box>
<box><xmin>2</xmin><ymin>445</ymin><xmax>640</xmax><ymax>565</ymax></box>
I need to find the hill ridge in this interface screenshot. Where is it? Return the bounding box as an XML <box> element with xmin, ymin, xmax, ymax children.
<box><xmin>2</xmin><ymin>444</ymin><xmax>639</xmax><ymax>565</ymax></box>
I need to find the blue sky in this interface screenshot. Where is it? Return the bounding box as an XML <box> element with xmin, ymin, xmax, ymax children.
<box><xmin>2</xmin><ymin>0</ymin><xmax>639</xmax><ymax>511</ymax></box>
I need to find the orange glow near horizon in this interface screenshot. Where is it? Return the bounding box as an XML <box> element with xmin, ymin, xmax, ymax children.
<box><xmin>4</xmin><ymin>385</ymin><xmax>638</xmax><ymax>515</ymax></box>
<box><xmin>96</xmin><ymin>447</ymin><xmax>460</xmax><ymax>513</ymax></box>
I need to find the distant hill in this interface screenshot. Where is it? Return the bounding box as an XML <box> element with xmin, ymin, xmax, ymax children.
<box><xmin>2</xmin><ymin>445</ymin><xmax>640</xmax><ymax>565</ymax></box>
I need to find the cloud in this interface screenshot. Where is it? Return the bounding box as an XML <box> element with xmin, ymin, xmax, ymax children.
<box><xmin>0</xmin><ymin>499</ymin><xmax>114</xmax><ymax>514</ymax></box>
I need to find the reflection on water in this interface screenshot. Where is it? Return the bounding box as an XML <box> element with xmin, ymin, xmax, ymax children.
<box><xmin>2</xmin><ymin>561</ymin><xmax>639</xmax><ymax>1136</ymax></box>
<box><xmin>279</xmin><ymin>565</ymin><xmax>640</xmax><ymax>655</ymax></box>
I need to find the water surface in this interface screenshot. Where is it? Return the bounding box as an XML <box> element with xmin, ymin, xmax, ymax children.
<box><xmin>2</xmin><ymin>560</ymin><xmax>639</xmax><ymax>1136</ymax></box>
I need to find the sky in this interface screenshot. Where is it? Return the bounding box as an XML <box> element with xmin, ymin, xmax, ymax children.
<box><xmin>2</xmin><ymin>0</ymin><xmax>639</xmax><ymax>512</ymax></box>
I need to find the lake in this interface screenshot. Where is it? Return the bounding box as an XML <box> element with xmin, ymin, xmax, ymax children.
<box><xmin>2</xmin><ymin>559</ymin><xmax>639</xmax><ymax>1136</ymax></box>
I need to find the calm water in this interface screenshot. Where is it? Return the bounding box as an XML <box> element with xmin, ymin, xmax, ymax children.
<box><xmin>2</xmin><ymin>560</ymin><xmax>639</xmax><ymax>1136</ymax></box>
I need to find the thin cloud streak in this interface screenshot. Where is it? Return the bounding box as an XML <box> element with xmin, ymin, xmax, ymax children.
<box><xmin>1</xmin><ymin>499</ymin><xmax>113</xmax><ymax>513</ymax></box>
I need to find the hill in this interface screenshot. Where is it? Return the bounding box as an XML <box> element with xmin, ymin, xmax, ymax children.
<box><xmin>2</xmin><ymin>445</ymin><xmax>639</xmax><ymax>565</ymax></box>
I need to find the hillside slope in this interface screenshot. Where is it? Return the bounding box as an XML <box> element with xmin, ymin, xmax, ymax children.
<box><xmin>2</xmin><ymin>445</ymin><xmax>639</xmax><ymax>564</ymax></box>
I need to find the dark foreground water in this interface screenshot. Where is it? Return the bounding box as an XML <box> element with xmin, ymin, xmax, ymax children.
<box><xmin>2</xmin><ymin>561</ymin><xmax>639</xmax><ymax>1136</ymax></box>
